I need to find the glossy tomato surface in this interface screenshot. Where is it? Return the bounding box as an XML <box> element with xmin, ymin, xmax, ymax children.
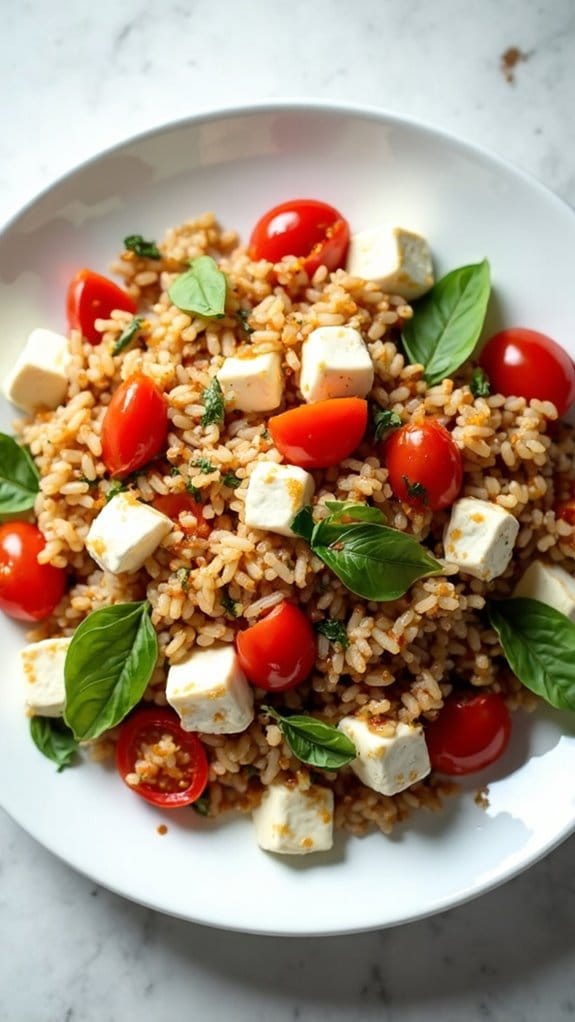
<box><xmin>153</xmin><ymin>493</ymin><xmax>210</xmax><ymax>538</ymax></box>
<box><xmin>236</xmin><ymin>601</ymin><xmax>316</xmax><ymax>692</ymax></box>
<box><xmin>248</xmin><ymin>198</ymin><xmax>350</xmax><ymax>277</ymax></box>
<box><xmin>0</xmin><ymin>522</ymin><xmax>67</xmax><ymax>621</ymax></box>
<box><xmin>102</xmin><ymin>372</ymin><xmax>169</xmax><ymax>478</ymax></box>
<box><xmin>269</xmin><ymin>398</ymin><xmax>368</xmax><ymax>469</ymax></box>
<box><xmin>66</xmin><ymin>269</ymin><xmax>137</xmax><ymax>345</ymax></box>
<box><xmin>479</xmin><ymin>328</ymin><xmax>575</xmax><ymax>417</ymax></box>
<box><xmin>426</xmin><ymin>692</ymin><xmax>511</xmax><ymax>776</ymax></box>
<box><xmin>383</xmin><ymin>418</ymin><xmax>463</xmax><ymax>511</ymax></box>
<box><xmin>116</xmin><ymin>707</ymin><xmax>209</xmax><ymax>808</ymax></box>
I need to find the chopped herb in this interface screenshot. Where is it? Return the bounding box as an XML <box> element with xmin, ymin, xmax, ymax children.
<box><xmin>124</xmin><ymin>234</ymin><xmax>161</xmax><ymax>260</ymax></box>
<box><xmin>170</xmin><ymin>466</ymin><xmax>181</xmax><ymax>477</ymax></box>
<box><xmin>191</xmin><ymin>795</ymin><xmax>210</xmax><ymax>816</ymax></box>
<box><xmin>194</xmin><ymin>457</ymin><xmax>216</xmax><ymax>474</ymax></box>
<box><xmin>201</xmin><ymin>377</ymin><xmax>225</xmax><ymax>429</ymax></box>
<box><xmin>221</xmin><ymin>471</ymin><xmax>241</xmax><ymax>489</ymax></box>
<box><xmin>315</xmin><ymin>619</ymin><xmax>350</xmax><ymax>649</ymax></box>
<box><xmin>78</xmin><ymin>474</ymin><xmax>98</xmax><ymax>488</ymax></box>
<box><xmin>186</xmin><ymin>481</ymin><xmax>202</xmax><ymax>501</ymax></box>
<box><xmin>221</xmin><ymin>592</ymin><xmax>239</xmax><ymax>617</ymax></box>
<box><xmin>371</xmin><ymin>407</ymin><xmax>402</xmax><ymax>442</ymax></box>
<box><xmin>403</xmin><ymin>477</ymin><xmax>428</xmax><ymax>505</ymax></box>
<box><xmin>261</xmin><ymin>428</ymin><xmax>270</xmax><ymax>441</ymax></box>
<box><xmin>470</xmin><ymin>366</ymin><xmax>491</xmax><ymax>398</ymax></box>
<box><xmin>105</xmin><ymin>480</ymin><xmax>125</xmax><ymax>502</ymax></box>
<box><xmin>112</xmin><ymin>316</ymin><xmax>144</xmax><ymax>356</ymax></box>
<box><xmin>237</xmin><ymin>308</ymin><xmax>254</xmax><ymax>336</ymax></box>
<box><xmin>176</xmin><ymin>567</ymin><xmax>191</xmax><ymax>591</ymax></box>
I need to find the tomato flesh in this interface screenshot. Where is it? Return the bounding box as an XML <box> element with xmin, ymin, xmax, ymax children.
<box><xmin>248</xmin><ymin>199</ymin><xmax>350</xmax><ymax>277</ymax></box>
<box><xmin>0</xmin><ymin>521</ymin><xmax>67</xmax><ymax>621</ymax></box>
<box><xmin>383</xmin><ymin>419</ymin><xmax>463</xmax><ymax>511</ymax></box>
<box><xmin>116</xmin><ymin>707</ymin><xmax>209</xmax><ymax>808</ymax></box>
<box><xmin>268</xmin><ymin>398</ymin><xmax>368</xmax><ymax>469</ymax></box>
<box><xmin>101</xmin><ymin>372</ymin><xmax>169</xmax><ymax>478</ymax></box>
<box><xmin>479</xmin><ymin>328</ymin><xmax>575</xmax><ymax>417</ymax></box>
<box><xmin>426</xmin><ymin>692</ymin><xmax>511</xmax><ymax>776</ymax></box>
<box><xmin>236</xmin><ymin>601</ymin><xmax>316</xmax><ymax>692</ymax></box>
<box><xmin>67</xmin><ymin>269</ymin><xmax>137</xmax><ymax>345</ymax></box>
<box><xmin>153</xmin><ymin>493</ymin><xmax>210</xmax><ymax>538</ymax></box>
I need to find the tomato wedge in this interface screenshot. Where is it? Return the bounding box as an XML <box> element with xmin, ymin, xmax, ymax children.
<box><xmin>116</xmin><ymin>707</ymin><xmax>209</xmax><ymax>807</ymax></box>
<box><xmin>67</xmin><ymin>269</ymin><xmax>137</xmax><ymax>345</ymax></box>
<box><xmin>236</xmin><ymin>601</ymin><xmax>316</xmax><ymax>692</ymax></box>
<box><xmin>0</xmin><ymin>521</ymin><xmax>67</xmax><ymax>621</ymax></box>
<box><xmin>269</xmin><ymin>398</ymin><xmax>368</xmax><ymax>469</ymax></box>
<box><xmin>426</xmin><ymin>692</ymin><xmax>511</xmax><ymax>776</ymax></box>
<box><xmin>153</xmin><ymin>493</ymin><xmax>210</xmax><ymax>538</ymax></box>
<box><xmin>102</xmin><ymin>372</ymin><xmax>169</xmax><ymax>478</ymax></box>
<box><xmin>248</xmin><ymin>199</ymin><xmax>350</xmax><ymax>277</ymax></box>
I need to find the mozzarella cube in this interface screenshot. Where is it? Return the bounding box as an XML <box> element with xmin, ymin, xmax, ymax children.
<box><xmin>513</xmin><ymin>560</ymin><xmax>575</xmax><ymax>620</ymax></box>
<box><xmin>338</xmin><ymin>715</ymin><xmax>430</xmax><ymax>796</ymax></box>
<box><xmin>252</xmin><ymin>783</ymin><xmax>334</xmax><ymax>855</ymax></box>
<box><xmin>166</xmin><ymin>643</ymin><xmax>254</xmax><ymax>734</ymax></box>
<box><xmin>244</xmin><ymin>461</ymin><xmax>315</xmax><ymax>537</ymax></box>
<box><xmin>20</xmin><ymin>637</ymin><xmax>71</xmax><ymax>717</ymax></box>
<box><xmin>299</xmin><ymin>326</ymin><xmax>374</xmax><ymax>403</ymax></box>
<box><xmin>217</xmin><ymin>352</ymin><xmax>283</xmax><ymax>413</ymax></box>
<box><xmin>86</xmin><ymin>492</ymin><xmax>172</xmax><ymax>574</ymax></box>
<box><xmin>4</xmin><ymin>328</ymin><xmax>71</xmax><ymax>412</ymax></box>
<box><xmin>346</xmin><ymin>225</ymin><xmax>434</xmax><ymax>300</ymax></box>
<box><xmin>443</xmin><ymin>497</ymin><xmax>519</xmax><ymax>581</ymax></box>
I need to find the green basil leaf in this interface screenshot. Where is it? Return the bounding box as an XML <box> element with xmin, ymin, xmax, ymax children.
<box><xmin>64</xmin><ymin>602</ymin><xmax>158</xmax><ymax>741</ymax></box>
<box><xmin>402</xmin><ymin>260</ymin><xmax>491</xmax><ymax>386</ymax></box>
<box><xmin>371</xmin><ymin>407</ymin><xmax>402</xmax><ymax>442</ymax></box>
<box><xmin>29</xmin><ymin>716</ymin><xmax>79</xmax><ymax>772</ymax></box>
<box><xmin>470</xmin><ymin>366</ymin><xmax>491</xmax><ymax>397</ymax></box>
<box><xmin>324</xmin><ymin>501</ymin><xmax>386</xmax><ymax>525</ymax></box>
<box><xmin>263</xmin><ymin>706</ymin><xmax>356</xmax><ymax>769</ymax></box>
<box><xmin>221</xmin><ymin>471</ymin><xmax>241</xmax><ymax>489</ymax></box>
<box><xmin>112</xmin><ymin>316</ymin><xmax>144</xmax><ymax>356</ymax></box>
<box><xmin>168</xmin><ymin>255</ymin><xmax>227</xmax><ymax>318</ymax></box>
<box><xmin>488</xmin><ymin>597</ymin><xmax>575</xmax><ymax>711</ymax></box>
<box><xmin>290</xmin><ymin>505</ymin><xmax>315</xmax><ymax>544</ymax></box>
<box><xmin>124</xmin><ymin>234</ymin><xmax>161</xmax><ymax>260</ymax></box>
<box><xmin>201</xmin><ymin>377</ymin><xmax>225</xmax><ymax>428</ymax></box>
<box><xmin>0</xmin><ymin>433</ymin><xmax>40</xmax><ymax>513</ymax></box>
<box><xmin>315</xmin><ymin>618</ymin><xmax>349</xmax><ymax>649</ymax></box>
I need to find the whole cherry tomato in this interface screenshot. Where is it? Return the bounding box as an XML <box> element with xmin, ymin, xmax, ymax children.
<box><xmin>153</xmin><ymin>493</ymin><xmax>210</xmax><ymax>538</ymax></box>
<box><xmin>0</xmin><ymin>522</ymin><xmax>67</xmax><ymax>621</ymax></box>
<box><xmin>102</xmin><ymin>372</ymin><xmax>169</xmax><ymax>478</ymax></box>
<box><xmin>383</xmin><ymin>419</ymin><xmax>463</xmax><ymax>511</ymax></box>
<box><xmin>67</xmin><ymin>269</ymin><xmax>137</xmax><ymax>345</ymax></box>
<box><xmin>426</xmin><ymin>692</ymin><xmax>511</xmax><ymax>776</ymax></box>
<box><xmin>479</xmin><ymin>328</ymin><xmax>575</xmax><ymax>417</ymax></box>
<box><xmin>236</xmin><ymin>601</ymin><xmax>316</xmax><ymax>692</ymax></box>
<box><xmin>116</xmin><ymin>707</ymin><xmax>209</xmax><ymax>808</ymax></box>
<box><xmin>268</xmin><ymin>398</ymin><xmax>368</xmax><ymax>469</ymax></box>
<box><xmin>248</xmin><ymin>198</ymin><xmax>350</xmax><ymax>277</ymax></box>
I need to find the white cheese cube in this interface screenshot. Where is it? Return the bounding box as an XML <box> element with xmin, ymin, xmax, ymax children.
<box><xmin>217</xmin><ymin>352</ymin><xmax>283</xmax><ymax>413</ymax></box>
<box><xmin>346</xmin><ymin>225</ymin><xmax>434</xmax><ymax>300</ymax></box>
<box><xmin>299</xmin><ymin>326</ymin><xmax>374</xmax><ymax>403</ymax></box>
<box><xmin>166</xmin><ymin>644</ymin><xmax>254</xmax><ymax>734</ymax></box>
<box><xmin>244</xmin><ymin>461</ymin><xmax>315</xmax><ymax>537</ymax></box>
<box><xmin>20</xmin><ymin>637</ymin><xmax>71</xmax><ymax>717</ymax></box>
<box><xmin>4</xmin><ymin>328</ymin><xmax>71</xmax><ymax>412</ymax></box>
<box><xmin>513</xmin><ymin>560</ymin><xmax>575</xmax><ymax>620</ymax></box>
<box><xmin>338</xmin><ymin>715</ymin><xmax>430</xmax><ymax>796</ymax></box>
<box><xmin>443</xmin><ymin>497</ymin><xmax>519</xmax><ymax>581</ymax></box>
<box><xmin>86</xmin><ymin>492</ymin><xmax>172</xmax><ymax>574</ymax></box>
<box><xmin>252</xmin><ymin>783</ymin><xmax>334</xmax><ymax>855</ymax></box>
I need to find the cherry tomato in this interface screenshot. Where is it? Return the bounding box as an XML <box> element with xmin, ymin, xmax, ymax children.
<box><xmin>426</xmin><ymin>692</ymin><xmax>511</xmax><ymax>776</ymax></box>
<box><xmin>248</xmin><ymin>199</ymin><xmax>350</xmax><ymax>277</ymax></box>
<box><xmin>383</xmin><ymin>419</ymin><xmax>463</xmax><ymax>511</ymax></box>
<box><xmin>236</xmin><ymin>601</ymin><xmax>316</xmax><ymax>692</ymax></box>
<box><xmin>0</xmin><ymin>522</ymin><xmax>67</xmax><ymax>621</ymax></box>
<box><xmin>153</xmin><ymin>493</ymin><xmax>210</xmax><ymax>538</ymax></box>
<box><xmin>479</xmin><ymin>328</ymin><xmax>575</xmax><ymax>417</ymax></box>
<box><xmin>102</xmin><ymin>372</ymin><xmax>169</xmax><ymax>478</ymax></box>
<box><xmin>67</xmin><ymin>269</ymin><xmax>137</xmax><ymax>345</ymax></box>
<box><xmin>268</xmin><ymin>398</ymin><xmax>368</xmax><ymax>470</ymax></box>
<box><xmin>116</xmin><ymin>707</ymin><xmax>209</xmax><ymax>808</ymax></box>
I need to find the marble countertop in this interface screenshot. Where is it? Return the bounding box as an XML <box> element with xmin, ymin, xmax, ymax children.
<box><xmin>2</xmin><ymin>1</ymin><xmax>575</xmax><ymax>1018</ymax></box>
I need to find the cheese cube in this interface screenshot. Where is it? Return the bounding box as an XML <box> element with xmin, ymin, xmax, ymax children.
<box><xmin>20</xmin><ymin>637</ymin><xmax>71</xmax><ymax>717</ymax></box>
<box><xmin>346</xmin><ymin>225</ymin><xmax>434</xmax><ymax>300</ymax></box>
<box><xmin>217</xmin><ymin>352</ymin><xmax>283</xmax><ymax>413</ymax></box>
<box><xmin>86</xmin><ymin>492</ymin><xmax>172</xmax><ymax>574</ymax></box>
<box><xmin>338</xmin><ymin>715</ymin><xmax>430</xmax><ymax>796</ymax></box>
<box><xmin>166</xmin><ymin>644</ymin><xmax>254</xmax><ymax>734</ymax></box>
<box><xmin>4</xmin><ymin>328</ymin><xmax>71</xmax><ymax>412</ymax></box>
<box><xmin>513</xmin><ymin>560</ymin><xmax>575</xmax><ymax>619</ymax></box>
<box><xmin>443</xmin><ymin>497</ymin><xmax>519</xmax><ymax>581</ymax></box>
<box><xmin>252</xmin><ymin>783</ymin><xmax>334</xmax><ymax>855</ymax></box>
<box><xmin>299</xmin><ymin>326</ymin><xmax>374</xmax><ymax>403</ymax></box>
<box><xmin>244</xmin><ymin>460</ymin><xmax>315</xmax><ymax>537</ymax></box>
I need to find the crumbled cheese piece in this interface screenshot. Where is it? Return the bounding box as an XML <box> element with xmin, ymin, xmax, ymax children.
<box><xmin>4</xmin><ymin>328</ymin><xmax>71</xmax><ymax>412</ymax></box>
<box><xmin>443</xmin><ymin>497</ymin><xmax>519</xmax><ymax>581</ymax></box>
<box><xmin>337</xmin><ymin>716</ymin><xmax>430</xmax><ymax>795</ymax></box>
<box><xmin>513</xmin><ymin>559</ymin><xmax>575</xmax><ymax>620</ymax></box>
<box><xmin>299</xmin><ymin>325</ymin><xmax>374</xmax><ymax>403</ymax></box>
<box><xmin>217</xmin><ymin>352</ymin><xmax>283</xmax><ymax>412</ymax></box>
<box><xmin>252</xmin><ymin>782</ymin><xmax>334</xmax><ymax>855</ymax></box>
<box><xmin>166</xmin><ymin>643</ymin><xmax>254</xmax><ymax>734</ymax></box>
<box><xmin>244</xmin><ymin>460</ymin><xmax>315</xmax><ymax>536</ymax></box>
<box><xmin>86</xmin><ymin>492</ymin><xmax>172</xmax><ymax>574</ymax></box>
<box><xmin>346</xmin><ymin>225</ymin><xmax>434</xmax><ymax>300</ymax></box>
<box><xmin>20</xmin><ymin>637</ymin><xmax>71</xmax><ymax>717</ymax></box>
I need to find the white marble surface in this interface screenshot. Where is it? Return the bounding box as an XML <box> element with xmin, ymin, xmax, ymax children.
<box><xmin>2</xmin><ymin>0</ymin><xmax>575</xmax><ymax>1019</ymax></box>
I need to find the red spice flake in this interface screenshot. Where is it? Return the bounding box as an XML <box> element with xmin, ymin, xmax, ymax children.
<box><xmin>156</xmin><ymin>824</ymin><xmax>168</xmax><ymax>836</ymax></box>
<box><xmin>500</xmin><ymin>46</ymin><xmax>530</xmax><ymax>84</ymax></box>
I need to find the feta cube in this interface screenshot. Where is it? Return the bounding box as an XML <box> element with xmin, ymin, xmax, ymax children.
<box><xmin>252</xmin><ymin>783</ymin><xmax>334</xmax><ymax>855</ymax></box>
<box><xmin>86</xmin><ymin>492</ymin><xmax>172</xmax><ymax>574</ymax></box>
<box><xmin>443</xmin><ymin>497</ymin><xmax>519</xmax><ymax>581</ymax></box>
<box><xmin>4</xmin><ymin>328</ymin><xmax>71</xmax><ymax>412</ymax></box>
<box><xmin>338</xmin><ymin>715</ymin><xmax>430</xmax><ymax>796</ymax></box>
<box><xmin>244</xmin><ymin>460</ymin><xmax>315</xmax><ymax>537</ymax></box>
<box><xmin>166</xmin><ymin>643</ymin><xmax>254</xmax><ymax>734</ymax></box>
<box><xmin>217</xmin><ymin>352</ymin><xmax>283</xmax><ymax>413</ymax></box>
<box><xmin>346</xmin><ymin>225</ymin><xmax>434</xmax><ymax>300</ymax></box>
<box><xmin>299</xmin><ymin>326</ymin><xmax>374</xmax><ymax>403</ymax></box>
<box><xmin>513</xmin><ymin>559</ymin><xmax>575</xmax><ymax>619</ymax></box>
<box><xmin>20</xmin><ymin>637</ymin><xmax>71</xmax><ymax>717</ymax></box>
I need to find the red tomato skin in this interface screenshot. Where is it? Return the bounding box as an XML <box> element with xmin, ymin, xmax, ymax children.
<box><xmin>116</xmin><ymin>707</ymin><xmax>209</xmax><ymax>808</ymax></box>
<box><xmin>479</xmin><ymin>328</ymin><xmax>575</xmax><ymax>417</ymax></box>
<box><xmin>101</xmin><ymin>373</ymin><xmax>169</xmax><ymax>478</ymax></box>
<box><xmin>236</xmin><ymin>601</ymin><xmax>316</xmax><ymax>692</ymax></box>
<box><xmin>153</xmin><ymin>493</ymin><xmax>210</xmax><ymax>538</ymax></box>
<box><xmin>426</xmin><ymin>693</ymin><xmax>511</xmax><ymax>776</ymax></box>
<box><xmin>67</xmin><ymin>269</ymin><xmax>137</xmax><ymax>345</ymax></box>
<box><xmin>268</xmin><ymin>398</ymin><xmax>368</xmax><ymax>469</ymax></box>
<box><xmin>248</xmin><ymin>199</ymin><xmax>350</xmax><ymax>275</ymax></box>
<box><xmin>383</xmin><ymin>419</ymin><xmax>463</xmax><ymax>511</ymax></box>
<box><xmin>0</xmin><ymin>522</ymin><xmax>67</xmax><ymax>621</ymax></box>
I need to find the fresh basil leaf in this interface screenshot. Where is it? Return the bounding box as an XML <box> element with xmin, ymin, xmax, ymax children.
<box><xmin>403</xmin><ymin>476</ymin><xmax>428</xmax><ymax>505</ymax></box>
<box><xmin>470</xmin><ymin>366</ymin><xmax>491</xmax><ymax>397</ymax></box>
<box><xmin>402</xmin><ymin>260</ymin><xmax>491</xmax><ymax>386</ymax></box>
<box><xmin>113</xmin><ymin>316</ymin><xmax>144</xmax><ymax>355</ymax></box>
<box><xmin>291</xmin><ymin>505</ymin><xmax>315</xmax><ymax>544</ymax></box>
<box><xmin>0</xmin><ymin>433</ymin><xmax>40</xmax><ymax>513</ymax></box>
<box><xmin>237</xmin><ymin>308</ymin><xmax>254</xmax><ymax>336</ymax></box>
<box><xmin>64</xmin><ymin>602</ymin><xmax>158</xmax><ymax>741</ymax></box>
<box><xmin>372</xmin><ymin>407</ymin><xmax>402</xmax><ymax>443</ymax></box>
<box><xmin>168</xmin><ymin>255</ymin><xmax>227</xmax><ymax>318</ymax></box>
<box><xmin>324</xmin><ymin>501</ymin><xmax>386</xmax><ymax>525</ymax></box>
<box><xmin>29</xmin><ymin>716</ymin><xmax>79</xmax><ymax>772</ymax></box>
<box><xmin>315</xmin><ymin>618</ymin><xmax>349</xmax><ymax>649</ymax></box>
<box><xmin>221</xmin><ymin>471</ymin><xmax>241</xmax><ymax>489</ymax></box>
<box><xmin>488</xmin><ymin>597</ymin><xmax>575</xmax><ymax>711</ymax></box>
<box><xmin>263</xmin><ymin>706</ymin><xmax>356</xmax><ymax>770</ymax></box>
<box><xmin>201</xmin><ymin>377</ymin><xmax>225</xmax><ymax>428</ymax></box>
<box><xmin>124</xmin><ymin>234</ymin><xmax>161</xmax><ymax>260</ymax></box>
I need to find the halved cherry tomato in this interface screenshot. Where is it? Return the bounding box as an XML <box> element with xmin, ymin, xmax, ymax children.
<box><xmin>557</xmin><ymin>498</ymin><xmax>575</xmax><ymax>530</ymax></box>
<box><xmin>268</xmin><ymin>398</ymin><xmax>368</xmax><ymax>469</ymax></box>
<box><xmin>426</xmin><ymin>692</ymin><xmax>511</xmax><ymax>776</ymax></box>
<box><xmin>236</xmin><ymin>601</ymin><xmax>316</xmax><ymax>692</ymax></box>
<box><xmin>383</xmin><ymin>419</ymin><xmax>463</xmax><ymax>511</ymax></box>
<box><xmin>67</xmin><ymin>269</ymin><xmax>137</xmax><ymax>345</ymax></box>
<box><xmin>248</xmin><ymin>199</ymin><xmax>350</xmax><ymax>277</ymax></box>
<box><xmin>116</xmin><ymin>707</ymin><xmax>209</xmax><ymax>808</ymax></box>
<box><xmin>102</xmin><ymin>372</ymin><xmax>169</xmax><ymax>478</ymax></box>
<box><xmin>479</xmin><ymin>328</ymin><xmax>575</xmax><ymax>417</ymax></box>
<box><xmin>0</xmin><ymin>521</ymin><xmax>67</xmax><ymax>621</ymax></box>
<box><xmin>153</xmin><ymin>493</ymin><xmax>210</xmax><ymax>538</ymax></box>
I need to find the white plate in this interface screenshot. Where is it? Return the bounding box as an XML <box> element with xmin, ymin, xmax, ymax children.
<box><xmin>2</xmin><ymin>102</ymin><xmax>575</xmax><ymax>936</ymax></box>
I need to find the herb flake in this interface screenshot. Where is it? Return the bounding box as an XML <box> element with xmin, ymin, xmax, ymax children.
<box><xmin>316</xmin><ymin>619</ymin><xmax>350</xmax><ymax>649</ymax></box>
<box><xmin>113</xmin><ymin>316</ymin><xmax>144</xmax><ymax>356</ymax></box>
<box><xmin>201</xmin><ymin>377</ymin><xmax>225</xmax><ymax>429</ymax></box>
<box><xmin>221</xmin><ymin>471</ymin><xmax>241</xmax><ymax>489</ymax></box>
<box><xmin>403</xmin><ymin>477</ymin><xmax>428</xmax><ymax>505</ymax></box>
<box><xmin>237</xmin><ymin>308</ymin><xmax>254</xmax><ymax>336</ymax></box>
<box><xmin>372</xmin><ymin>407</ymin><xmax>402</xmax><ymax>443</ymax></box>
<box><xmin>124</xmin><ymin>234</ymin><xmax>161</xmax><ymax>260</ymax></box>
<box><xmin>470</xmin><ymin>366</ymin><xmax>491</xmax><ymax>398</ymax></box>
<box><xmin>194</xmin><ymin>457</ymin><xmax>216</xmax><ymax>474</ymax></box>
<box><xmin>221</xmin><ymin>592</ymin><xmax>239</xmax><ymax>617</ymax></box>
